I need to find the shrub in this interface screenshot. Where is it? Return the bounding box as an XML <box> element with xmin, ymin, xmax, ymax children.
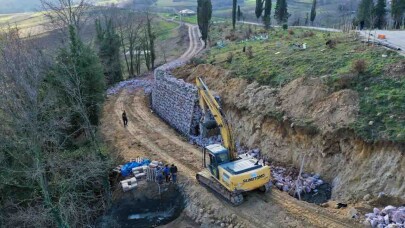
<box><xmin>288</xmin><ymin>29</ymin><xmax>294</xmax><ymax>35</ymax></box>
<box><xmin>226</xmin><ymin>52</ymin><xmax>234</xmax><ymax>63</ymax></box>
<box><xmin>246</xmin><ymin>46</ymin><xmax>253</xmax><ymax>59</ymax></box>
<box><xmin>190</xmin><ymin>57</ymin><xmax>206</xmax><ymax>66</ymax></box>
<box><xmin>352</xmin><ymin>59</ymin><xmax>367</xmax><ymax>74</ymax></box>
<box><xmin>326</xmin><ymin>39</ymin><xmax>337</xmax><ymax>48</ymax></box>
<box><xmin>334</xmin><ymin>74</ymin><xmax>358</xmax><ymax>90</ymax></box>
<box><xmin>282</xmin><ymin>24</ymin><xmax>288</xmax><ymax>30</ymax></box>
<box><xmin>302</xmin><ymin>31</ymin><xmax>315</xmax><ymax>38</ymax></box>
<box><xmin>225</xmin><ymin>31</ymin><xmax>238</xmax><ymax>41</ymax></box>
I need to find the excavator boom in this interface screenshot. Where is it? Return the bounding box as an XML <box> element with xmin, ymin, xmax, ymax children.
<box><xmin>196</xmin><ymin>77</ymin><xmax>237</xmax><ymax>160</ymax></box>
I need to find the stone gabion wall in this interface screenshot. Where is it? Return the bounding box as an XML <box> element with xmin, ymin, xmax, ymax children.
<box><xmin>152</xmin><ymin>68</ymin><xmax>198</xmax><ymax>137</ymax></box>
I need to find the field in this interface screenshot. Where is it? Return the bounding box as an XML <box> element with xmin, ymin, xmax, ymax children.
<box><xmin>0</xmin><ymin>12</ymin><xmax>50</xmax><ymax>37</ymax></box>
<box><xmin>203</xmin><ymin>25</ymin><xmax>405</xmax><ymax>142</ymax></box>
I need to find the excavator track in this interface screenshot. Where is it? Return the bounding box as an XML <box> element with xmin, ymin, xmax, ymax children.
<box><xmin>196</xmin><ymin>170</ymin><xmax>244</xmax><ymax>206</ymax></box>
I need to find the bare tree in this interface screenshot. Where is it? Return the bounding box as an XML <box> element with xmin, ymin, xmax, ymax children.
<box><xmin>0</xmin><ymin>26</ymin><xmax>69</xmax><ymax>227</ymax></box>
<box><xmin>0</xmin><ymin>25</ymin><xmax>112</xmax><ymax>227</ymax></box>
<box><xmin>40</xmin><ymin>0</ymin><xmax>91</xmax><ymax>35</ymax></box>
<box><xmin>116</xmin><ymin>11</ymin><xmax>144</xmax><ymax>77</ymax></box>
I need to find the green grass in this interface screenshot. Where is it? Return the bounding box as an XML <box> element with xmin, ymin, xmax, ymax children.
<box><xmin>154</xmin><ymin>19</ymin><xmax>179</xmax><ymax>40</ymax></box>
<box><xmin>156</xmin><ymin>0</ymin><xmax>196</xmax><ymax>8</ymax></box>
<box><xmin>204</xmin><ymin>26</ymin><xmax>405</xmax><ymax>142</ymax></box>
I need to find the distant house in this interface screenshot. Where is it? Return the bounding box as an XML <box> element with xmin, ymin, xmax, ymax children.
<box><xmin>179</xmin><ymin>9</ymin><xmax>196</xmax><ymax>16</ymax></box>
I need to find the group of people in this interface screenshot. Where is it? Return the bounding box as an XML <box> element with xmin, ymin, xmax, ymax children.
<box><xmin>157</xmin><ymin>164</ymin><xmax>178</xmax><ymax>184</ymax></box>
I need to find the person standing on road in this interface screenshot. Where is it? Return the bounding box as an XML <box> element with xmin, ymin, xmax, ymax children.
<box><xmin>163</xmin><ymin>165</ymin><xmax>170</xmax><ymax>183</ymax></box>
<box><xmin>122</xmin><ymin>110</ymin><xmax>128</xmax><ymax>127</ymax></box>
<box><xmin>170</xmin><ymin>164</ymin><xmax>178</xmax><ymax>183</ymax></box>
<box><xmin>156</xmin><ymin>166</ymin><xmax>163</xmax><ymax>184</ymax></box>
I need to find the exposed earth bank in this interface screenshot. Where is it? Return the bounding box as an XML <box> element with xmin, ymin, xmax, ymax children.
<box><xmin>173</xmin><ymin>63</ymin><xmax>405</xmax><ymax>204</ymax></box>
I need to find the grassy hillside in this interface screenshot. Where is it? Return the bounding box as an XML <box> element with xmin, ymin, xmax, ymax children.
<box><xmin>1</xmin><ymin>0</ymin><xmax>360</xmax><ymax>27</ymax></box>
<box><xmin>203</xmin><ymin>25</ymin><xmax>404</xmax><ymax>142</ymax></box>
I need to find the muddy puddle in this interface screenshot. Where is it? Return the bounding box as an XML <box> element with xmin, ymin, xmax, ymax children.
<box><xmin>297</xmin><ymin>183</ymin><xmax>332</xmax><ymax>204</ymax></box>
<box><xmin>96</xmin><ymin>183</ymin><xmax>185</xmax><ymax>228</ymax></box>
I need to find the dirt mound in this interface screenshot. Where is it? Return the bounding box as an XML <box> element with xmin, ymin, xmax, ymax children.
<box><xmin>185</xmin><ymin>64</ymin><xmax>359</xmax><ymax>134</ymax></box>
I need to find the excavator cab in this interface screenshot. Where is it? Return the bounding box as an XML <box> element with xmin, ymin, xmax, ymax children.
<box><xmin>204</xmin><ymin>144</ymin><xmax>230</xmax><ymax>179</ymax></box>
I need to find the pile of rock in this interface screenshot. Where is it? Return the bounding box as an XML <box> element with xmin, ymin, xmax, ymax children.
<box><xmin>364</xmin><ymin>206</ymin><xmax>405</xmax><ymax>227</ymax></box>
<box><xmin>190</xmin><ymin>105</ymin><xmax>202</xmax><ymax>136</ymax></box>
<box><xmin>152</xmin><ymin>71</ymin><xmax>198</xmax><ymax>136</ymax></box>
<box><xmin>107</xmin><ymin>78</ymin><xmax>153</xmax><ymax>96</ymax></box>
<box><xmin>271</xmin><ymin>166</ymin><xmax>325</xmax><ymax>196</ymax></box>
<box><xmin>189</xmin><ymin>135</ymin><xmax>222</xmax><ymax>147</ymax></box>
<box><xmin>154</xmin><ymin>59</ymin><xmax>185</xmax><ymax>74</ymax></box>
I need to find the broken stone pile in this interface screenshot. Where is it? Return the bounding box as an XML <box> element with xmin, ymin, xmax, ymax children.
<box><xmin>158</xmin><ymin>59</ymin><xmax>185</xmax><ymax>71</ymax></box>
<box><xmin>152</xmin><ymin>70</ymin><xmax>198</xmax><ymax>136</ymax></box>
<box><xmin>364</xmin><ymin>206</ymin><xmax>405</xmax><ymax>227</ymax></box>
<box><xmin>271</xmin><ymin>166</ymin><xmax>325</xmax><ymax>196</ymax></box>
<box><xmin>189</xmin><ymin>135</ymin><xmax>222</xmax><ymax>147</ymax></box>
<box><xmin>190</xmin><ymin>105</ymin><xmax>202</xmax><ymax>136</ymax></box>
<box><xmin>107</xmin><ymin>78</ymin><xmax>153</xmax><ymax>96</ymax></box>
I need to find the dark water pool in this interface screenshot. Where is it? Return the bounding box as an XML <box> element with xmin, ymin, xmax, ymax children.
<box><xmin>97</xmin><ymin>184</ymin><xmax>185</xmax><ymax>228</ymax></box>
<box><xmin>298</xmin><ymin>183</ymin><xmax>332</xmax><ymax>205</ymax></box>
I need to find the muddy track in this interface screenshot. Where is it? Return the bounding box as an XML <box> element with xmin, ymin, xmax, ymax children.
<box><xmin>102</xmin><ymin>25</ymin><xmax>361</xmax><ymax>228</ymax></box>
<box><xmin>180</xmin><ymin>24</ymin><xmax>204</xmax><ymax>60</ymax></box>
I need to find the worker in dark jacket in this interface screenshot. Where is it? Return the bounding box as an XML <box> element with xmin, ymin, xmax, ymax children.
<box><xmin>170</xmin><ymin>164</ymin><xmax>178</xmax><ymax>183</ymax></box>
<box><xmin>163</xmin><ymin>165</ymin><xmax>170</xmax><ymax>183</ymax></box>
<box><xmin>122</xmin><ymin>111</ymin><xmax>128</xmax><ymax>127</ymax></box>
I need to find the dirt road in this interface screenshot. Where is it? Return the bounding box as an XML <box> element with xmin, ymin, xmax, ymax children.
<box><xmin>101</xmin><ymin>25</ymin><xmax>361</xmax><ymax>227</ymax></box>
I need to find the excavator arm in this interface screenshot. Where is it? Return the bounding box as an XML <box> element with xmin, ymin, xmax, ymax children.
<box><xmin>196</xmin><ymin>77</ymin><xmax>237</xmax><ymax>160</ymax></box>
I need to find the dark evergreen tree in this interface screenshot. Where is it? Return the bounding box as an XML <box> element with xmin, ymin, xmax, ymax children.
<box><xmin>95</xmin><ymin>18</ymin><xmax>122</xmax><ymax>85</ymax></box>
<box><xmin>357</xmin><ymin>0</ymin><xmax>374</xmax><ymax>29</ymax></box>
<box><xmin>232</xmin><ymin>0</ymin><xmax>237</xmax><ymax>29</ymax></box>
<box><xmin>52</xmin><ymin>26</ymin><xmax>105</xmax><ymax>127</ymax></box>
<box><xmin>263</xmin><ymin>0</ymin><xmax>272</xmax><ymax>29</ymax></box>
<box><xmin>274</xmin><ymin>0</ymin><xmax>290</xmax><ymax>24</ymax></box>
<box><xmin>310</xmin><ymin>0</ymin><xmax>317</xmax><ymax>25</ymax></box>
<box><xmin>255</xmin><ymin>0</ymin><xmax>264</xmax><ymax>20</ymax></box>
<box><xmin>391</xmin><ymin>0</ymin><xmax>404</xmax><ymax>29</ymax></box>
<box><xmin>145</xmin><ymin>12</ymin><xmax>156</xmax><ymax>69</ymax></box>
<box><xmin>197</xmin><ymin>0</ymin><xmax>212</xmax><ymax>48</ymax></box>
<box><xmin>374</xmin><ymin>0</ymin><xmax>386</xmax><ymax>29</ymax></box>
<box><xmin>237</xmin><ymin>5</ymin><xmax>242</xmax><ymax>21</ymax></box>
<box><xmin>305</xmin><ymin>12</ymin><xmax>309</xmax><ymax>25</ymax></box>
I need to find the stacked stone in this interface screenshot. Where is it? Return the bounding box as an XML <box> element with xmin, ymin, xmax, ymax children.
<box><xmin>107</xmin><ymin>79</ymin><xmax>153</xmax><ymax>96</ymax></box>
<box><xmin>190</xmin><ymin>105</ymin><xmax>202</xmax><ymax>136</ymax></box>
<box><xmin>152</xmin><ymin>70</ymin><xmax>198</xmax><ymax>136</ymax></box>
<box><xmin>364</xmin><ymin>206</ymin><xmax>405</xmax><ymax>227</ymax></box>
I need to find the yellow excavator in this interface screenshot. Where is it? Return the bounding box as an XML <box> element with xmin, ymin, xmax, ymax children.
<box><xmin>195</xmin><ymin>77</ymin><xmax>271</xmax><ymax>206</ymax></box>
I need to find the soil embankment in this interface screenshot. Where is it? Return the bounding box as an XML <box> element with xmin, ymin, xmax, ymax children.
<box><xmin>173</xmin><ymin>63</ymin><xmax>405</xmax><ymax>204</ymax></box>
